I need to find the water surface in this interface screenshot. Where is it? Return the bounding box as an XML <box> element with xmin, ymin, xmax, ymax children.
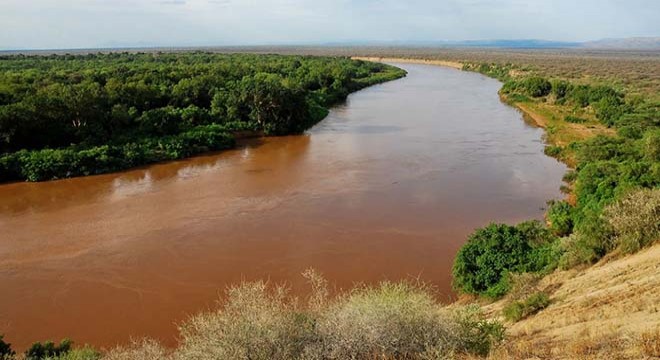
<box><xmin>0</xmin><ymin>63</ymin><xmax>566</xmax><ymax>349</ymax></box>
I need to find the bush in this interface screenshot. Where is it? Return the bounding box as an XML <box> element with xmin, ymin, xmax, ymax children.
<box><xmin>176</xmin><ymin>281</ymin><xmax>306</xmax><ymax>360</ymax></box>
<box><xmin>0</xmin><ymin>335</ymin><xmax>14</xmax><ymax>359</ymax></box>
<box><xmin>50</xmin><ymin>347</ymin><xmax>100</xmax><ymax>360</ymax></box>
<box><xmin>502</xmin><ymin>77</ymin><xmax>551</xmax><ymax>98</ymax></box>
<box><xmin>559</xmin><ymin>210</ymin><xmax>614</xmax><ymax>269</ymax></box>
<box><xmin>103</xmin><ymin>340</ymin><xmax>169</xmax><ymax>360</ymax></box>
<box><xmin>565</xmin><ymin>115</ymin><xmax>587</xmax><ymax>124</ymax></box>
<box><xmin>25</xmin><ymin>339</ymin><xmax>72</xmax><ymax>360</ymax></box>
<box><xmin>618</xmin><ymin>125</ymin><xmax>645</xmax><ymax>139</ymax></box>
<box><xmin>603</xmin><ymin>188</ymin><xmax>660</xmax><ymax>253</ymax></box>
<box><xmin>562</xmin><ymin>170</ymin><xmax>577</xmax><ymax>183</ymax></box>
<box><xmin>502</xmin><ymin>292</ymin><xmax>550</xmax><ymax>322</ymax></box>
<box><xmin>315</xmin><ymin>282</ymin><xmax>482</xmax><ymax>359</ymax></box>
<box><xmin>452</xmin><ymin>221</ymin><xmax>558</xmax><ymax>298</ymax></box>
<box><xmin>544</xmin><ymin>145</ymin><xmax>562</xmax><ymax>157</ymax></box>
<box><xmin>546</xmin><ymin>200</ymin><xmax>574</xmax><ymax>236</ymax></box>
<box><xmin>170</xmin><ymin>273</ymin><xmax>505</xmax><ymax>360</ymax></box>
<box><xmin>449</xmin><ymin>305</ymin><xmax>505</xmax><ymax>357</ymax></box>
<box><xmin>643</xmin><ymin>129</ymin><xmax>660</xmax><ymax>161</ymax></box>
<box><xmin>551</xmin><ymin>80</ymin><xmax>572</xmax><ymax>101</ymax></box>
<box><xmin>521</xmin><ymin>77</ymin><xmax>552</xmax><ymax>97</ymax></box>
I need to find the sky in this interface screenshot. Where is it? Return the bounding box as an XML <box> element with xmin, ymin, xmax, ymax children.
<box><xmin>1</xmin><ymin>0</ymin><xmax>659</xmax><ymax>50</ymax></box>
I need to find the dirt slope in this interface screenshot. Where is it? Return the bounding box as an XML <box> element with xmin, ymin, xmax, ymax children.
<box><xmin>483</xmin><ymin>244</ymin><xmax>660</xmax><ymax>359</ymax></box>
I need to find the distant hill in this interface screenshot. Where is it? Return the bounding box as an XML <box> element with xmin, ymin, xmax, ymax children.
<box><xmin>447</xmin><ymin>37</ymin><xmax>660</xmax><ymax>50</ymax></box>
<box><xmin>581</xmin><ymin>37</ymin><xmax>660</xmax><ymax>50</ymax></box>
<box><xmin>320</xmin><ymin>37</ymin><xmax>660</xmax><ymax>50</ymax></box>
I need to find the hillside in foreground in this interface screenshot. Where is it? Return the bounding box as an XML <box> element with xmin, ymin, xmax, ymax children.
<box><xmin>479</xmin><ymin>244</ymin><xmax>660</xmax><ymax>359</ymax></box>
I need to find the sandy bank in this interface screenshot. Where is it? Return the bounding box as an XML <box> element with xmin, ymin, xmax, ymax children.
<box><xmin>352</xmin><ymin>56</ymin><xmax>464</xmax><ymax>70</ymax></box>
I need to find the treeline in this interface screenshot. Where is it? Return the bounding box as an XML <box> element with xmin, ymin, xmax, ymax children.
<box><xmin>0</xmin><ymin>53</ymin><xmax>406</xmax><ymax>182</ymax></box>
<box><xmin>453</xmin><ymin>63</ymin><xmax>660</xmax><ymax>299</ymax></box>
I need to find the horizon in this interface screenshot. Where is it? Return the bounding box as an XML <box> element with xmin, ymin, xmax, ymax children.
<box><xmin>2</xmin><ymin>0</ymin><xmax>659</xmax><ymax>51</ymax></box>
<box><xmin>1</xmin><ymin>37</ymin><xmax>660</xmax><ymax>53</ymax></box>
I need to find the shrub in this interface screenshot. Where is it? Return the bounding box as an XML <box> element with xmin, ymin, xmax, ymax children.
<box><xmin>168</xmin><ymin>273</ymin><xmax>505</xmax><ymax>360</ymax></box>
<box><xmin>316</xmin><ymin>282</ymin><xmax>456</xmax><ymax>359</ymax></box>
<box><xmin>559</xmin><ymin>210</ymin><xmax>615</xmax><ymax>269</ymax></box>
<box><xmin>502</xmin><ymin>292</ymin><xmax>550</xmax><ymax>322</ymax></box>
<box><xmin>562</xmin><ymin>170</ymin><xmax>577</xmax><ymax>183</ymax></box>
<box><xmin>176</xmin><ymin>281</ymin><xmax>307</xmax><ymax>360</ymax></box>
<box><xmin>565</xmin><ymin>115</ymin><xmax>586</xmax><ymax>124</ymax></box>
<box><xmin>546</xmin><ymin>200</ymin><xmax>574</xmax><ymax>236</ymax></box>
<box><xmin>643</xmin><ymin>129</ymin><xmax>660</xmax><ymax>161</ymax></box>
<box><xmin>551</xmin><ymin>80</ymin><xmax>572</xmax><ymax>101</ymax></box>
<box><xmin>603</xmin><ymin>188</ymin><xmax>660</xmax><ymax>253</ymax></box>
<box><xmin>449</xmin><ymin>305</ymin><xmax>505</xmax><ymax>357</ymax></box>
<box><xmin>544</xmin><ymin>145</ymin><xmax>562</xmax><ymax>157</ymax></box>
<box><xmin>594</xmin><ymin>96</ymin><xmax>627</xmax><ymax>126</ymax></box>
<box><xmin>618</xmin><ymin>124</ymin><xmax>645</xmax><ymax>139</ymax></box>
<box><xmin>51</xmin><ymin>347</ymin><xmax>100</xmax><ymax>360</ymax></box>
<box><xmin>103</xmin><ymin>340</ymin><xmax>169</xmax><ymax>360</ymax></box>
<box><xmin>452</xmin><ymin>221</ymin><xmax>558</xmax><ymax>298</ymax></box>
<box><xmin>505</xmin><ymin>273</ymin><xmax>542</xmax><ymax>301</ymax></box>
<box><xmin>521</xmin><ymin>77</ymin><xmax>552</xmax><ymax>97</ymax></box>
<box><xmin>25</xmin><ymin>339</ymin><xmax>72</xmax><ymax>360</ymax></box>
<box><xmin>0</xmin><ymin>335</ymin><xmax>14</xmax><ymax>359</ymax></box>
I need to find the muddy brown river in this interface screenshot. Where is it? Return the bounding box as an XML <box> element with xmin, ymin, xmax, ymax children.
<box><xmin>0</xmin><ymin>62</ymin><xmax>566</xmax><ymax>350</ymax></box>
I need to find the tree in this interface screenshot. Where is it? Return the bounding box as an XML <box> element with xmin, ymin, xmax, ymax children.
<box><xmin>452</xmin><ymin>222</ymin><xmax>557</xmax><ymax>298</ymax></box>
<box><xmin>238</xmin><ymin>73</ymin><xmax>309</xmax><ymax>134</ymax></box>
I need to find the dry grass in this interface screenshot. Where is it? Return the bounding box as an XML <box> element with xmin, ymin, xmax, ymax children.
<box><xmin>481</xmin><ymin>243</ymin><xmax>660</xmax><ymax>359</ymax></box>
<box><xmin>604</xmin><ymin>188</ymin><xmax>660</xmax><ymax>253</ymax></box>
<box><xmin>102</xmin><ymin>340</ymin><xmax>168</xmax><ymax>360</ymax></box>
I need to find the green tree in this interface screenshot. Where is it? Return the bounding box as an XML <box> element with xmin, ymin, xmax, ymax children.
<box><xmin>452</xmin><ymin>221</ymin><xmax>557</xmax><ymax>298</ymax></box>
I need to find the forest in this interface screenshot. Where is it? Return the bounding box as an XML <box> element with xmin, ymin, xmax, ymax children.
<box><xmin>0</xmin><ymin>53</ymin><xmax>405</xmax><ymax>182</ymax></box>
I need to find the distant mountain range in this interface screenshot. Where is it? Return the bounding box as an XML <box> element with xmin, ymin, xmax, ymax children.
<box><xmin>324</xmin><ymin>37</ymin><xmax>660</xmax><ymax>50</ymax></box>
<box><xmin>580</xmin><ymin>37</ymin><xmax>660</xmax><ymax>50</ymax></box>
<box><xmin>2</xmin><ymin>37</ymin><xmax>659</xmax><ymax>53</ymax></box>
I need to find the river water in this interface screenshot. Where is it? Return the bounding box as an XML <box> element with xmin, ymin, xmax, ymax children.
<box><xmin>0</xmin><ymin>62</ymin><xmax>566</xmax><ymax>350</ymax></box>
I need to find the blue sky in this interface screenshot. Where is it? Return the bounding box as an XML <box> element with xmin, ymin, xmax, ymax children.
<box><xmin>1</xmin><ymin>0</ymin><xmax>658</xmax><ymax>50</ymax></box>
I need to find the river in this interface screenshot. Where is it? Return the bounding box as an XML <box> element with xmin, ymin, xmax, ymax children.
<box><xmin>0</xmin><ymin>62</ymin><xmax>566</xmax><ymax>350</ymax></box>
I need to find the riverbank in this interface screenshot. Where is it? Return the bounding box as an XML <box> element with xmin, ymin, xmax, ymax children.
<box><xmin>353</xmin><ymin>56</ymin><xmax>660</xmax><ymax>359</ymax></box>
<box><xmin>352</xmin><ymin>56</ymin><xmax>463</xmax><ymax>70</ymax></box>
<box><xmin>0</xmin><ymin>54</ymin><xmax>406</xmax><ymax>183</ymax></box>
<box><xmin>353</xmin><ymin>56</ymin><xmax>613</xmax><ymax>168</ymax></box>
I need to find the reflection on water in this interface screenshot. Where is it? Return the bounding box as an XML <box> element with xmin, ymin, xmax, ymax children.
<box><xmin>0</xmin><ymin>63</ymin><xmax>566</xmax><ymax>351</ymax></box>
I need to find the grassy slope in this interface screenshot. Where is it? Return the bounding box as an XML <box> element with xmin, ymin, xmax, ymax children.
<box><xmin>482</xmin><ymin>244</ymin><xmax>660</xmax><ymax>359</ymax></box>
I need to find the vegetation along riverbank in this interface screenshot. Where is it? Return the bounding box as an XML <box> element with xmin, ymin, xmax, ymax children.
<box><xmin>0</xmin><ymin>51</ymin><xmax>658</xmax><ymax>359</ymax></box>
<box><xmin>0</xmin><ymin>53</ymin><xmax>405</xmax><ymax>182</ymax></box>
<box><xmin>381</xmin><ymin>53</ymin><xmax>660</xmax><ymax>357</ymax></box>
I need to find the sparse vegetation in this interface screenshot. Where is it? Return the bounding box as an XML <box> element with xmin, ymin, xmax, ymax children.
<box><xmin>502</xmin><ymin>292</ymin><xmax>550</xmax><ymax>322</ymax></box>
<box><xmin>603</xmin><ymin>188</ymin><xmax>660</xmax><ymax>253</ymax></box>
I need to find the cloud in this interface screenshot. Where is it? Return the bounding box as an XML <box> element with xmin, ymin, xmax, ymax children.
<box><xmin>159</xmin><ymin>0</ymin><xmax>187</xmax><ymax>4</ymax></box>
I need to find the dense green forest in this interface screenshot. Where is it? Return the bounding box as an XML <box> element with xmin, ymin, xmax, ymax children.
<box><xmin>0</xmin><ymin>53</ymin><xmax>405</xmax><ymax>182</ymax></box>
<box><xmin>453</xmin><ymin>63</ymin><xmax>660</xmax><ymax>298</ymax></box>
